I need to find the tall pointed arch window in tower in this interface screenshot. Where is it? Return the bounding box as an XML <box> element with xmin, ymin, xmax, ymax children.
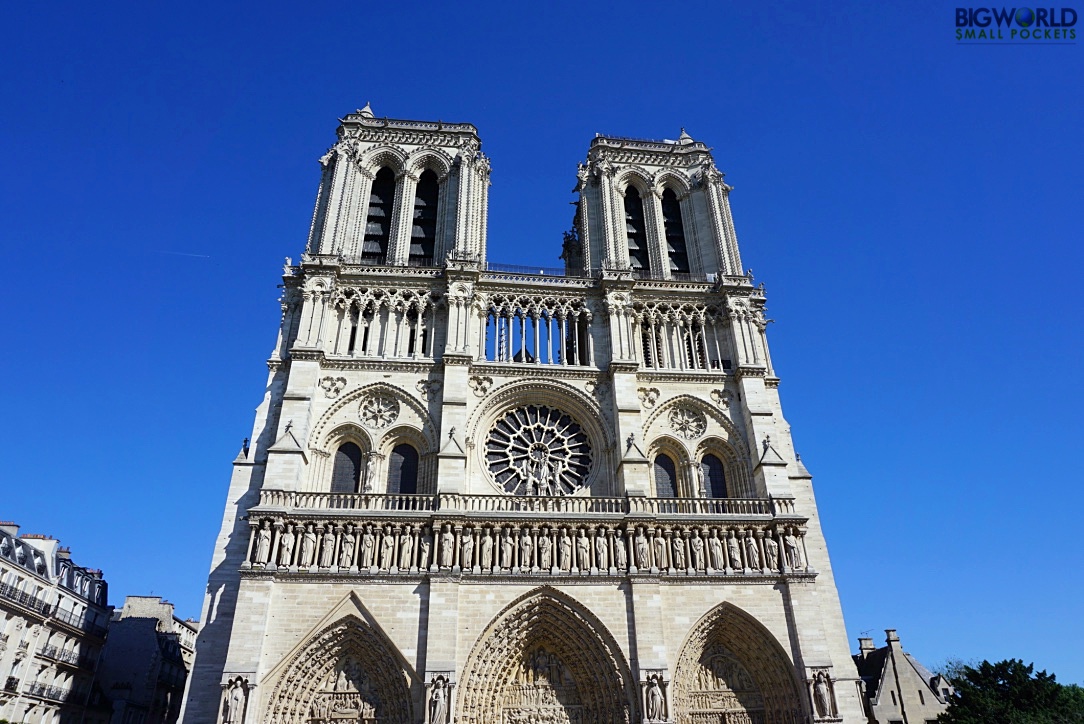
<box><xmin>661</xmin><ymin>188</ymin><xmax>690</xmax><ymax>275</ymax></box>
<box><xmin>331</xmin><ymin>442</ymin><xmax>364</xmax><ymax>493</ymax></box>
<box><xmin>410</xmin><ymin>169</ymin><xmax>440</xmax><ymax>265</ymax></box>
<box><xmin>363</xmin><ymin>167</ymin><xmax>396</xmax><ymax>264</ymax></box>
<box><xmin>624</xmin><ymin>186</ymin><xmax>651</xmax><ymax>277</ymax></box>
<box><xmin>653</xmin><ymin>453</ymin><xmax>677</xmax><ymax>498</ymax></box>
<box><xmin>386</xmin><ymin>444</ymin><xmax>419</xmax><ymax>495</ymax></box>
<box><xmin>702</xmin><ymin>454</ymin><xmax>728</xmax><ymax>498</ymax></box>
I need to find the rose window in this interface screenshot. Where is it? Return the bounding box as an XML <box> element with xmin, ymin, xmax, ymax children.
<box><xmin>485</xmin><ymin>405</ymin><xmax>592</xmax><ymax>496</ymax></box>
<box><xmin>668</xmin><ymin>406</ymin><xmax>707</xmax><ymax>440</ymax></box>
<box><xmin>360</xmin><ymin>393</ymin><xmax>400</xmax><ymax>429</ymax></box>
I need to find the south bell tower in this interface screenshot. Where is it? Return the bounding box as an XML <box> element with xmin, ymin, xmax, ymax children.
<box><xmin>182</xmin><ymin>108</ymin><xmax>864</xmax><ymax>724</ymax></box>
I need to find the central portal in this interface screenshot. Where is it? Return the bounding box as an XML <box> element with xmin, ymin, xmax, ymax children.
<box><xmin>457</xmin><ymin>589</ymin><xmax>635</xmax><ymax>724</ymax></box>
<box><xmin>499</xmin><ymin>645</ymin><xmax>583</xmax><ymax>723</ymax></box>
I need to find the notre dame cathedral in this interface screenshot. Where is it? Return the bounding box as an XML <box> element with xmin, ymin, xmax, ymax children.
<box><xmin>180</xmin><ymin>105</ymin><xmax>864</xmax><ymax>724</ymax></box>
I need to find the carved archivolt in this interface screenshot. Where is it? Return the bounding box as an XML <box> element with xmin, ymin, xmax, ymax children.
<box><xmin>672</xmin><ymin>603</ymin><xmax>805</xmax><ymax>724</ymax></box>
<box><xmin>644</xmin><ymin>395</ymin><xmax>747</xmax><ymax>460</ymax></box>
<box><xmin>263</xmin><ymin>615</ymin><xmax>414</xmax><ymax>724</ymax></box>
<box><xmin>457</xmin><ymin>588</ymin><xmax>636</xmax><ymax>724</ymax></box>
<box><xmin>311</xmin><ymin>382</ymin><xmax>438</xmax><ymax>453</ymax></box>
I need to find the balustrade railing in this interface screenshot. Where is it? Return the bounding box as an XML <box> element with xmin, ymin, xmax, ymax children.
<box><xmin>0</xmin><ymin>582</ymin><xmax>52</xmax><ymax>615</ymax></box>
<box><xmin>255</xmin><ymin>490</ymin><xmax>789</xmax><ymax>518</ymax></box>
<box><xmin>258</xmin><ymin>490</ymin><xmax>438</xmax><ymax>511</ymax></box>
<box><xmin>441</xmin><ymin>494</ymin><xmax>626</xmax><ymax>514</ymax></box>
<box><xmin>485</xmin><ymin>262</ymin><xmax>585</xmax><ymax>277</ymax></box>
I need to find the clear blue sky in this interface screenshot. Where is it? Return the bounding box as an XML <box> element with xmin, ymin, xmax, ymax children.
<box><xmin>2</xmin><ymin>0</ymin><xmax>1081</xmax><ymax>683</ymax></box>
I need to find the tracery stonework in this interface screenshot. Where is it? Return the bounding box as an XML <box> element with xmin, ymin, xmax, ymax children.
<box><xmin>668</xmin><ymin>406</ymin><xmax>707</xmax><ymax>440</ymax></box>
<box><xmin>360</xmin><ymin>393</ymin><xmax>400</xmax><ymax>429</ymax></box>
<box><xmin>485</xmin><ymin>406</ymin><xmax>592</xmax><ymax>495</ymax></box>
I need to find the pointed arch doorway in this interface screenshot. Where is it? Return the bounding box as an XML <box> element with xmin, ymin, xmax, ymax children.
<box><xmin>672</xmin><ymin>603</ymin><xmax>806</xmax><ymax>724</ymax></box>
<box><xmin>457</xmin><ymin>588</ymin><xmax>637</xmax><ymax>724</ymax></box>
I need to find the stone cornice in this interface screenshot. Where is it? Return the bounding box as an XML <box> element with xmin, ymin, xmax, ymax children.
<box><xmin>469</xmin><ymin>361</ymin><xmax>603</xmax><ymax>381</ymax></box>
<box><xmin>734</xmin><ymin>366</ymin><xmax>767</xmax><ymax>380</ymax></box>
<box><xmin>322</xmin><ymin>356</ymin><xmax>438</xmax><ymax>374</ymax></box>
<box><xmin>240</xmin><ymin>569</ymin><xmax>817</xmax><ymax>584</ymax></box>
<box><xmin>636</xmin><ymin>370</ymin><xmax>731</xmax><ymax>385</ymax></box>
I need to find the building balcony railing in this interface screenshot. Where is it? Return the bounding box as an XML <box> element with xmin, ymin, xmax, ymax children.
<box><xmin>244</xmin><ymin>491</ymin><xmax>811</xmax><ymax>579</ymax></box>
<box><xmin>0</xmin><ymin>581</ymin><xmax>53</xmax><ymax>616</ymax></box>
<box><xmin>26</xmin><ymin>681</ymin><xmax>81</xmax><ymax>703</ymax></box>
<box><xmin>52</xmin><ymin>606</ymin><xmax>108</xmax><ymax>638</ymax></box>
<box><xmin>39</xmin><ymin>644</ymin><xmax>94</xmax><ymax>668</ymax></box>
<box><xmin>4</xmin><ymin>676</ymin><xmax>18</xmax><ymax>693</ymax></box>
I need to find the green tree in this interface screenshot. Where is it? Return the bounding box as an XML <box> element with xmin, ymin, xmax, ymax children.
<box><xmin>938</xmin><ymin>659</ymin><xmax>1084</xmax><ymax>724</ymax></box>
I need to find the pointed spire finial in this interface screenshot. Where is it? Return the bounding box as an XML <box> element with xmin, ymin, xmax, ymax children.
<box><xmin>358</xmin><ymin>102</ymin><xmax>374</xmax><ymax>118</ymax></box>
<box><xmin>678</xmin><ymin>127</ymin><xmax>694</xmax><ymax>144</ymax></box>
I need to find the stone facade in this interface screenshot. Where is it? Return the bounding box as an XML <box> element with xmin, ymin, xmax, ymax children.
<box><xmin>853</xmin><ymin>631</ymin><xmax>953</xmax><ymax>724</ymax></box>
<box><xmin>0</xmin><ymin>522</ymin><xmax>111</xmax><ymax>724</ymax></box>
<box><xmin>180</xmin><ymin>107</ymin><xmax>866</xmax><ymax>724</ymax></box>
<box><xmin>97</xmin><ymin>596</ymin><xmax>199</xmax><ymax>724</ymax></box>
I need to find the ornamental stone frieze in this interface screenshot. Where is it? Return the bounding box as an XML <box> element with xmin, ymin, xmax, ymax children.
<box><xmin>242</xmin><ymin>491</ymin><xmax>811</xmax><ymax>580</ymax></box>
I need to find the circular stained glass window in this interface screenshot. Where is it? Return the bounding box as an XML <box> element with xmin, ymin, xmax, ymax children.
<box><xmin>485</xmin><ymin>405</ymin><xmax>592</xmax><ymax>496</ymax></box>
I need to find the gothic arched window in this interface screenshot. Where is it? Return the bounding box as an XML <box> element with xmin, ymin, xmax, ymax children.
<box><xmin>661</xmin><ymin>188</ymin><xmax>690</xmax><ymax>274</ymax></box>
<box><xmin>624</xmin><ymin>186</ymin><xmax>651</xmax><ymax>276</ymax></box>
<box><xmin>653</xmin><ymin>453</ymin><xmax>677</xmax><ymax>498</ymax></box>
<box><xmin>410</xmin><ymin>169</ymin><xmax>440</xmax><ymax>265</ymax></box>
<box><xmin>387</xmin><ymin>444</ymin><xmax>419</xmax><ymax>495</ymax></box>
<box><xmin>363</xmin><ymin>167</ymin><xmax>395</xmax><ymax>264</ymax></box>
<box><xmin>702</xmin><ymin>454</ymin><xmax>728</xmax><ymax>498</ymax></box>
<box><xmin>330</xmin><ymin>442</ymin><xmax>363</xmax><ymax>493</ymax></box>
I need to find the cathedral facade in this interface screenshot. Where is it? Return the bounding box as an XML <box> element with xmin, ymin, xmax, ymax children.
<box><xmin>180</xmin><ymin>106</ymin><xmax>864</xmax><ymax>724</ymax></box>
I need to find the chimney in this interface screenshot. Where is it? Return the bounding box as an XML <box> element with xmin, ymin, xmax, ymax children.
<box><xmin>885</xmin><ymin>629</ymin><xmax>901</xmax><ymax>646</ymax></box>
<box><xmin>0</xmin><ymin>522</ymin><xmax>18</xmax><ymax>537</ymax></box>
<box><xmin>57</xmin><ymin>547</ymin><xmax>71</xmax><ymax>561</ymax></box>
<box><xmin>858</xmin><ymin>637</ymin><xmax>876</xmax><ymax>659</ymax></box>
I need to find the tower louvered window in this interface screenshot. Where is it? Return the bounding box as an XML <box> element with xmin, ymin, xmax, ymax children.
<box><xmin>624</xmin><ymin>187</ymin><xmax>650</xmax><ymax>275</ymax></box>
<box><xmin>363</xmin><ymin>167</ymin><xmax>395</xmax><ymax>263</ymax></box>
<box><xmin>410</xmin><ymin>170</ymin><xmax>439</xmax><ymax>265</ymax></box>
<box><xmin>330</xmin><ymin>442</ymin><xmax>363</xmax><ymax>493</ymax></box>
<box><xmin>661</xmin><ymin>188</ymin><xmax>690</xmax><ymax>274</ymax></box>
<box><xmin>653</xmin><ymin>453</ymin><xmax>677</xmax><ymax>498</ymax></box>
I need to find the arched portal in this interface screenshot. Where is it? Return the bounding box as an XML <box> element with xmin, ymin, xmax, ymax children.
<box><xmin>672</xmin><ymin>603</ymin><xmax>806</xmax><ymax>724</ymax></box>
<box><xmin>264</xmin><ymin>615</ymin><xmax>413</xmax><ymax>724</ymax></box>
<box><xmin>458</xmin><ymin>588</ymin><xmax>636</xmax><ymax>724</ymax></box>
